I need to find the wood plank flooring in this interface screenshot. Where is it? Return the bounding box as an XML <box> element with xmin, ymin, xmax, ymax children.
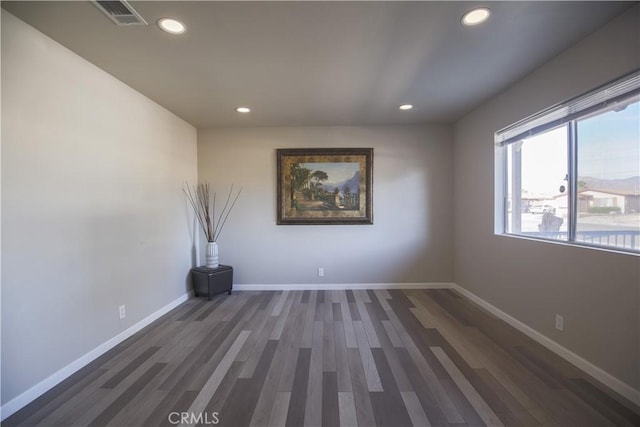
<box><xmin>5</xmin><ymin>289</ymin><xmax>640</xmax><ymax>427</ymax></box>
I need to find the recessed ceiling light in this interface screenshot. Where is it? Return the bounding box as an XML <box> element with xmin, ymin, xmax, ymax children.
<box><xmin>399</xmin><ymin>104</ymin><xmax>413</xmax><ymax>110</ymax></box>
<box><xmin>461</xmin><ymin>8</ymin><xmax>490</xmax><ymax>26</ymax></box>
<box><xmin>236</xmin><ymin>107</ymin><xmax>251</xmax><ymax>113</ymax></box>
<box><xmin>158</xmin><ymin>18</ymin><xmax>186</xmax><ymax>34</ymax></box>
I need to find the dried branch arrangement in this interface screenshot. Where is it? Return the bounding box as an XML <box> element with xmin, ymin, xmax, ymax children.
<box><xmin>183</xmin><ymin>182</ymin><xmax>242</xmax><ymax>242</ymax></box>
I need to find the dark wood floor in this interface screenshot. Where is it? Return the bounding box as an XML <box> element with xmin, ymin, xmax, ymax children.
<box><xmin>5</xmin><ymin>289</ymin><xmax>640</xmax><ymax>426</ymax></box>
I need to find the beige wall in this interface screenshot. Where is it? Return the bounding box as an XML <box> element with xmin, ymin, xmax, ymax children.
<box><xmin>454</xmin><ymin>6</ymin><xmax>640</xmax><ymax>391</ymax></box>
<box><xmin>198</xmin><ymin>125</ymin><xmax>453</xmax><ymax>285</ymax></box>
<box><xmin>1</xmin><ymin>11</ymin><xmax>198</xmax><ymax>405</ymax></box>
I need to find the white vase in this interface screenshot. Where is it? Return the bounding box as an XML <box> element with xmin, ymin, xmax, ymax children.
<box><xmin>205</xmin><ymin>241</ymin><xmax>219</xmax><ymax>268</ymax></box>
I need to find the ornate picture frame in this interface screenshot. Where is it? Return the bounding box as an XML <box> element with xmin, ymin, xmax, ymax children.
<box><xmin>277</xmin><ymin>148</ymin><xmax>373</xmax><ymax>225</ymax></box>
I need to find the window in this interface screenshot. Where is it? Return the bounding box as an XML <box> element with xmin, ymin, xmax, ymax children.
<box><xmin>496</xmin><ymin>71</ymin><xmax>640</xmax><ymax>254</ymax></box>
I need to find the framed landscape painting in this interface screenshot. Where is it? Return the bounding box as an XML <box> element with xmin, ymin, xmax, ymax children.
<box><xmin>277</xmin><ymin>148</ymin><xmax>373</xmax><ymax>225</ymax></box>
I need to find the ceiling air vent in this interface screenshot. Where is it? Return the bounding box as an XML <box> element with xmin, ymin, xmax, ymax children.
<box><xmin>92</xmin><ymin>1</ymin><xmax>148</xmax><ymax>26</ymax></box>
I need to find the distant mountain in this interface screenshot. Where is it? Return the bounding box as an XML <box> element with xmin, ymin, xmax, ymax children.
<box><xmin>579</xmin><ymin>176</ymin><xmax>640</xmax><ymax>195</ymax></box>
<box><xmin>322</xmin><ymin>171</ymin><xmax>360</xmax><ymax>194</ymax></box>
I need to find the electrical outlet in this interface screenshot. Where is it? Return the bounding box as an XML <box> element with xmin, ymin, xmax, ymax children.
<box><xmin>318</xmin><ymin>267</ymin><xmax>325</xmax><ymax>277</ymax></box>
<box><xmin>119</xmin><ymin>305</ymin><xmax>126</xmax><ymax>320</ymax></box>
<box><xmin>555</xmin><ymin>314</ymin><xmax>564</xmax><ymax>331</ymax></box>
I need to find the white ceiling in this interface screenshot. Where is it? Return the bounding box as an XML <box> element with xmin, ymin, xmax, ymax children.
<box><xmin>2</xmin><ymin>1</ymin><xmax>635</xmax><ymax>128</ymax></box>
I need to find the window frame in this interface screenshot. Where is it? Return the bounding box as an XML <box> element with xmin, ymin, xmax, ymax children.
<box><xmin>495</xmin><ymin>70</ymin><xmax>640</xmax><ymax>255</ymax></box>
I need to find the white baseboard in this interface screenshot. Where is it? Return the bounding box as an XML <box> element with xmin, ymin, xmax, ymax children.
<box><xmin>233</xmin><ymin>282</ymin><xmax>456</xmax><ymax>291</ymax></box>
<box><xmin>0</xmin><ymin>292</ymin><xmax>191</xmax><ymax>421</ymax></box>
<box><xmin>451</xmin><ymin>283</ymin><xmax>640</xmax><ymax>407</ymax></box>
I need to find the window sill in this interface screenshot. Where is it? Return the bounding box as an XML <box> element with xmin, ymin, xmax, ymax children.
<box><xmin>496</xmin><ymin>232</ymin><xmax>640</xmax><ymax>257</ymax></box>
